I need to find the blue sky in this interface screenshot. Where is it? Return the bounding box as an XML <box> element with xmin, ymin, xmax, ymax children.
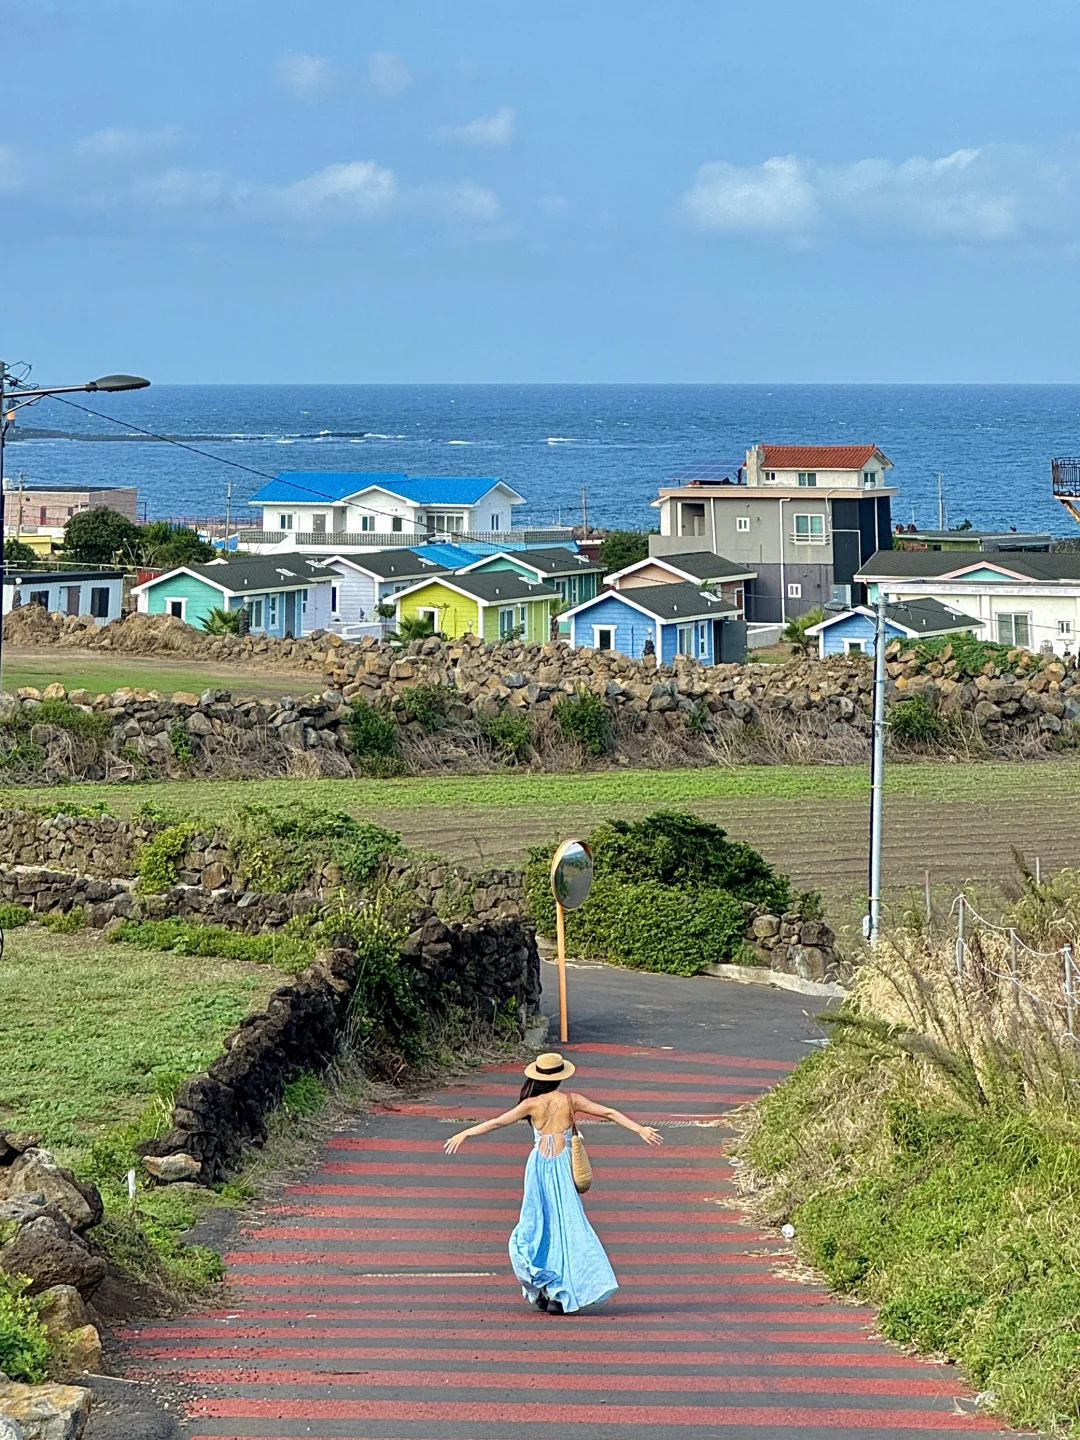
<box><xmin>5</xmin><ymin>0</ymin><xmax>1080</xmax><ymax>383</ymax></box>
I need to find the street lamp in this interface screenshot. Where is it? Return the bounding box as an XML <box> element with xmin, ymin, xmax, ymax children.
<box><xmin>0</xmin><ymin>362</ymin><xmax>150</xmax><ymax>688</ymax></box>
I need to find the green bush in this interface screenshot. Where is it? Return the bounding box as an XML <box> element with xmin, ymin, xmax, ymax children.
<box><xmin>0</xmin><ymin>699</ymin><xmax>112</xmax><ymax>777</ymax></box>
<box><xmin>333</xmin><ymin>900</ymin><xmax>425</xmax><ymax>1060</ymax></box>
<box><xmin>399</xmin><ymin>682</ymin><xmax>455</xmax><ymax>730</ymax></box>
<box><xmin>0</xmin><ymin>1273</ymin><xmax>51</xmax><ymax>1383</ymax></box>
<box><xmin>479</xmin><ymin>710</ymin><xmax>534</xmax><ymax>762</ymax></box>
<box><xmin>135</xmin><ymin>824</ymin><xmax>194</xmax><ymax>893</ymax></box>
<box><xmin>566</xmin><ymin>876</ymin><xmax>747</xmax><ymax>974</ymax></box>
<box><xmin>348</xmin><ymin>699</ymin><xmax>398</xmax><ymax>758</ymax></box>
<box><xmin>913</xmin><ymin>631</ymin><xmax>1035</xmax><ymax>676</ymax></box>
<box><xmin>110</xmin><ymin>917</ymin><xmax>315</xmax><ymax>972</ymax></box>
<box><xmin>0</xmin><ymin>902</ymin><xmax>31</xmax><ymax>928</ymax></box>
<box><xmin>169</xmin><ymin>722</ymin><xmax>196</xmax><ymax>763</ymax></box>
<box><xmin>888</xmin><ymin>694</ymin><xmax>945</xmax><ymax>745</ymax></box>
<box><xmin>554</xmin><ymin>688</ymin><xmax>611</xmax><ymax>755</ymax></box>
<box><xmin>230</xmin><ymin>803</ymin><xmax>402</xmax><ymax>891</ymax></box>
<box><xmin>40</xmin><ymin>905</ymin><xmax>87</xmax><ymax>934</ymax></box>
<box><xmin>282</xmin><ymin>1072</ymin><xmax>328</xmax><ymax>1117</ymax></box>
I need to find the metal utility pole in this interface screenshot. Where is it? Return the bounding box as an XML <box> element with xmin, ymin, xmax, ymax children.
<box><xmin>224</xmin><ymin>479</ymin><xmax>233</xmax><ymax>550</ymax></box>
<box><xmin>937</xmin><ymin>473</ymin><xmax>945</xmax><ymax>531</ymax></box>
<box><xmin>867</xmin><ymin>588</ymin><xmax>888</xmax><ymax>944</ymax></box>
<box><xmin>580</xmin><ymin>487</ymin><xmax>588</xmax><ymax>539</ymax></box>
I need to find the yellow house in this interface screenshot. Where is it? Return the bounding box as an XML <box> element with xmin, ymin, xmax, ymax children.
<box><xmin>393</xmin><ymin>570</ymin><xmax>558</xmax><ymax>643</ymax></box>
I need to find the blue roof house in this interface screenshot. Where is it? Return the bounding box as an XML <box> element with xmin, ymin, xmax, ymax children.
<box><xmin>803</xmin><ymin>599</ymin><xmax>983</xmax><ymax>657</ymax></box>
<box><xmin>564</xmin><ymin>583</ymin><xmax>745</xmax><ymax>663</ymax></box>
<box><xmin>245</xmin><ymin>472</ymin><xmax>526</xmax><ymax>549</ymax></box>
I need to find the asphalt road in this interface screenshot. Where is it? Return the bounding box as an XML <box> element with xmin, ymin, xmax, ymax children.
<box><xmin>122</xmin><ymin>961</ymin><xmax>1010</xmax><ymax>1438</ymax></box>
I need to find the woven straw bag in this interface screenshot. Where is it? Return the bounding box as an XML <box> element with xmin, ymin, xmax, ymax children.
<box><xmin>569</xmin><ymin>1099</ymin><xmax>593</xmax><ymax>1193</ymax></box>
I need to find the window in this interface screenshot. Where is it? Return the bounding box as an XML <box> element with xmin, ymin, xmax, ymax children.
<box><xmin>312</xmin><ymin>513</ymin><xmax>327</xmax><ymax>534</ymax></box>
<box><xmin>1058</xmin><ymin>619</ymin><xmax>1073</xmax><ymax>638</ymax></box>
<box><xmin>89</xmin><ymin>587</ymin><xmax>110</xmax><ymax>619</ymax></box>
<box><xmin>518</xmin><ymin>606</ymin><xmax>527</xmax><ymax>626</ymax></box>
<box><xmin>732</xmin><ymin>585</ymin><xmax>745</xmax><ymax>615</ymax></box>
<box><xmin>267</xmin><ymin>594</ymin><xmax>279</xmax><ymax>628</ymax></box>
<box><xmin>429</xmin><ymin>512</ymin><xmax>464</xmax><ymax>534</ymax></box>
<box><xmin>679</xmin><ymin>502</ymin><xmax>706</xmax><ymax>537</ymax></box>
<box><xmin>677</xmin><ymin>624</ymin><xmax>693</xmax><ymax>656</ymax></box>
<box><xmin>360</xmin><ymin>515</ymin><xmax>376</xmax><ymax>532</ymax></box>
<box><xmin>301</xmin><ymin>588</ymin><xmax>309</xmax><ymax>617</ymax></box>
<box><xmin>765</xmin><ymin>471</ymin><xmax>777</xmax><ymax>481</ymax></box>
<box><xmin>417</xmin><ymin>606</ymin><xmax>439</xmax><ymax>629</ymax></box>
<box><xmin>793</xmin><ymin>514</ymin><xmax>826</xmax><ymax>543</ymax></box>
<box><xmin>490</xmin><ymin>513</ymin><xmax>502</xmax><ymax>531</ymax></box>
<box><xmin>166</xmin><ymin>598</ymin><xmax>185</xmax><ymax>619</ymax></box>
<box><xmin>248</xmin><ymin>598</ymin><xmax>264</xmax><ymax>629</ymax></box>
<box><xmin>697</xmin><ymin>621</ymin><xmax>709</xmax><ymax>656</ymax></box>
<box><xmin>330</xmin><ymin>584</ymin><xmax>340</xmax><ymax>614</ymax></box>
<box><xmin>67</xmin><ymin>507</ymin><xmax>74</xmax><ymax>518</ymax></box>
<box><xmin>996</xmin><ymin>612</ymin><xmax>1031</xmax><ymax>648</ymax></box>
<box><xmin>797</xmin><ymin>472</ymin><xmax>817</xmax><ymax>487</ymax></box>
<box><xmin>736</xmin><ymin>516</ymin><xmax>751</xmax><ymax>533</ymax></box>
<box><xmin>391</xmin><ymin>516</ymin><xmax>403</xmax><ymax>533</ymax></box>
<box><xmin>592</xmin><ymin>625</ymin><xmax>614</xmax><ymax>651</ymax></box>
<box><xmin>862</xmin><ymin>470</ymin><xmax>877</xmax><ymax>488</ymax></box>
<box><xmin>843</xmin><ymin>638</ymin><xmax>865</xmax><ymax>654</ymax></box>
<box><xmin>499</xmin><ymin>606</ymin><xmax>517</xmax><ymax>638</ymax></box>
<box><xmin>277</xmin><ymin>513</ymin><xmax>294</xmax><ymax>531</ymax></box>
<box><xmin>787</xmin><ymin>582</ymin><xmax>803</xmax><ymax>599</ymax></box>
<box><xmin>29</xmin><ymin>589</ymin><xmax>49</xmax><ymax>608</ymax></box>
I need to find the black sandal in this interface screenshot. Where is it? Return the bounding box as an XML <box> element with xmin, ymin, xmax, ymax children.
<box><xmin>545</xmin><ymin>1298</ymin><xmax>564</xmax><ymax>1315</ymax></box>
<box><xmin>535</xmin><ymin>1291</ymin><xmax>549</xmax><ymax>1311</ymax></box>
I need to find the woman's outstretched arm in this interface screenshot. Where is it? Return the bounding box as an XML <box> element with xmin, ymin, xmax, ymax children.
<box><xmin>444</xmin><ymin>1100</ymin><xmax>533</xmax><ymax>1154</ymax></box>
<box><xmin>570</xmin><ymin>1092</ymin><xmax>664</xmax><ymax>1146</ymax></box>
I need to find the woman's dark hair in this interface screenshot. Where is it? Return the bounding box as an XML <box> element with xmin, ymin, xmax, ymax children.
<box><xmin>519</xmin><ymin>1077</ymin><xmax>562</xmax><ymax>1102</ymax></box>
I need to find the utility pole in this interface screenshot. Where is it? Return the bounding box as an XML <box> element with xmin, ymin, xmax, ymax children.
<box><xmin>14</xmin><ymin>472</ymin><xmax>24</xmax><ymax>542</ymax></box>
<box><xmin>580</xmin><ymin>487</ymin><xmax>588</xmax><ymax>539</ymax></box>
<box><xmin>224</xmin><ymin>479</ymin><xmax>233</xmax><ymax>550</ymax></box>
<box><xmin>937</xmin><ymin>473</ymin><xmax>945</xmax><ymax>531</ymax></box>
<box><xmin>867</xmin><ymin>588</ymin><xmax>888</xmax><ymax>944</ymax></box>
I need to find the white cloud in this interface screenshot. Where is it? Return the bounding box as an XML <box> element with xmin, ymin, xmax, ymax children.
<box><xmin>684</xmin><ymin>156</ymin><xmax>816</xmax><ymax>233</ymax></box>
<box><xmin>681</xmin><ymin>145</ymin><xmax>1072</xmax><ymax>243</ymax></box>
<box><xmin>135</xmin><ymin>168</ymin><xmax>226</xmax><ymax>207</ymax></box>
<box><xmin>368</xmin><ymin>52</ymin><xmax>409</xmax><ymax>96</ymax></box>
<box><xmin>437</xmin><ymin>107</ymin><xmax>515</xmax><ymax>148</ymax></box>
<box><xmin>269</xmin><ymin>160</ymin><xmax>398</xmax><ymax>217</ymax></box>
<box><xmin>422</xmin><ymin>180</ymin><xmax>503</xmax><ymax>223</ymax></box>
<box><xmin>277</xmin><ymin>53</ymin><xmax>333</xmax><ymax>98</ymax></box>
<box><xmin>76</xmin><ymin>126</ymin><xmax>180</xmax><ymax>160</ymax></box>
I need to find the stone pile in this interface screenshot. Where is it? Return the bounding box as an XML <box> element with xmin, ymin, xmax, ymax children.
<box><xmin>744</xmin><ymin>904</ymin><xmax>843</xmax><ymax>984</ymax></box>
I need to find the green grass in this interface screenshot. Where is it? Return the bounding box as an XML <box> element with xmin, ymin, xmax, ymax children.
<box><xmin>0</xmin><ymin>928</ymin><xmax>275</xmax><ymax>1157</ymax></box>
<box><xmin>2</xmin><ymin>758</ymin><xmax>1076</xmax><ymax>817</ymax></box>
<box><xmin>1</xmin><ymin>651</ymin><xmax>318</xmax><ymax>701</ymax></box>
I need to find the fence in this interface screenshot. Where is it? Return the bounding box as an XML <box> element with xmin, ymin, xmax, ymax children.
<box><xmin>950</xmin><ymin>889</ymin><xmax>1077</xmax><ymax>1040</ymax></box>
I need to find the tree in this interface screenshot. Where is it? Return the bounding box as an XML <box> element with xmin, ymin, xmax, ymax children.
<box><xmin>782</xmin><ymin>606</ymin><xmax>826</xmax><ymax>655</ymax></box>
<box><xmin>393</xmin><ymin>614</ymin><xmax>439</xmax><ymax>642</ymax></box>
<box><xmin>3</xmin><ymin>538</ymin><xmax>37</xmax><ymax>567</ymax></box>
<box><xmin>136</xmin><ymin>521</ymin><xmax>213</xmax><ymax>568</ymax></box>
<box><xmin>598</xmin><ymin>530</ymin><xmax>651</xmax><ymax>575</ymax></box>
<box><xmin>200</xmin><ymin>605</ymin><xmax>244</xmax><ymax>635</ymax></box>
<box><xmin>61</xmin><ymin>507</ymin><xmax>139</xmax><ymax>564</ymax></box>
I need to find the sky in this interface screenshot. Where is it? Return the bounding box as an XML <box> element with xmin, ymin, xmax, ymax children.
<box><xmin>5</xmin><ymin>0</ymin><xmax>1080</xmax><ymax>383</ymax></box>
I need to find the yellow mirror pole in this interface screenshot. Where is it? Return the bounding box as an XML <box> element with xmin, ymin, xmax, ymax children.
<box><xmin>556</xmin><ymin>899</ymin><xmax>569</xmax><ymax>1043</ymax></box>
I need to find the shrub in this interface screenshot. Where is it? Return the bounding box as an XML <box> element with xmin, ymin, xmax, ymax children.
<box><xmin>914</xmin><ymin>631</ymin><xmax>1034</xmax><ymax>676</ymax></box>
<box><xmin>0</xmin><ymin>699</ymin><xmax>112</xmax><ymax>766</ymax></box>
<box><xmin>554</xmin><ymin>688</ymin><xmax>611</xmax><ymax>756</ymax></box>
<box><xmin>399</xmin><ymin>683</ymin><xmax>455</xmax><ymax>730</ymax></box>
<box><xmin>135</xmin><ymin>824</ymin><xmax>194</xmax><ymax>893</ymax></box>
<box><xmin>348</xmin><ymin>698</ymin><xmax>397</xmax><ymax>758</ymax></box>
<box><xmin>230</xmin><ymin>803</ymin><xmax>402</xmax><ymax>892</ymax></box>
<box><xmin>888</xmin><ymin>694</ymin><xmax>945</xmax><ymax>746</ymax></box>
<box><xmin>0</xmin><ymin>902</ymin><xmax>31</xmax><ymax>928</ymax></box>
<box><xmin>169</xmin><ymin>722</ymin><xmax>196</xmax><ymax>763</ymax></box>
<box><xmin>570</xmin><ymin>877</ymin><xmax>748</xmax><ymax>974</ymax></box>
<box><xmin>200</xmin><ymin>605</ymin><xmax>245</xmax><ymax>635</ymax></box>
<box><xmin>332</xmin><ymin>900</ymin><xmax>425</xmax><ymax>1061</ymax></box>
<box><xmin>40</xmin><ymin>905</ymin><xmax>87</xmax><ymax>934</ymax></box>
<box><xmin>479</xmin><ymin>710</ymin><xmax>533</xmax><ymax>762</ymax></box>
<box><xmin>111</xmin><ymin>918</ymin><xmax>315</xmax><ymax>972</ymax></box>
<box><xmin>0</xmin><ymin>1273</ymin><xmax>51</xmax><ymax>1383</ymax></box>
<box><xmin>598</xmin><ymin>529</ymin><xmax>651</xmax><ymax>574</ymax></box>
<box><xmin>282</xmin><ymin>1072</ymin><xmax>328</xmax><ymax>1117</ymax></box>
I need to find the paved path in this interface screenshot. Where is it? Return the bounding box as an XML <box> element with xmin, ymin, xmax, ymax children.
<box><xmin>127</xmin><ymin>961</ymin><xmax>1008</xmax><ymax>1438</ymax></box>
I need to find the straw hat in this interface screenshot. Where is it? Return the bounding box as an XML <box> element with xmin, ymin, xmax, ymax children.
<box><xmin>524</xmin><ymin>1052</ymin><xmax>576</xmax><ymax>1082</ymax></box>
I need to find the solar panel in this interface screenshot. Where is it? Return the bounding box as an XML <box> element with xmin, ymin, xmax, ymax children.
<box><xmin>669</xmin><ymin>460</ymin><xmax>745</xmax><ymax>483</ymax></box>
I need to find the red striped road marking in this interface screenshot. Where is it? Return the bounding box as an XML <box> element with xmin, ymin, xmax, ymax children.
<box><xmin>540</xmin><ymin>1042</ymin><xmax>797</xmax><ymax>1069</ymax></box>
<box><xmin>270</xmin><ymin>1204</ymin><xmax>751</xmax><ymax>1221</ymax></box>
<box><xmin>321</xmin><ymin>1161</ymin><xmax>727</xmax><ymax>1178</ymax></box>
<box><xmin>284</xmin><ymin>1182</ymin><xmax>720</xmax><ymax>1197</ymax></box>
<box><xmin>190</xmin><ymin>1399</ymin><xmax>997</xmax><ymax>1428</ymax></box>
<box><xmin>373</xmin><ymin>1102</ymin><xmax>742</xmax><ymax>1118</ymax></box>
<box><xmin>241</xmin><ymin>1228</ymin><xmax>774</xmax><ymax>1246</ymax></box>
<box><xmin>435</xmin><ymin>1067</ymin><xmax>781</xmax><ymax>1088</ymax></box>
<box><xmin>326</xmin><ymin>1138</ymin><xmax>729</xmax><ymax>1156</ymax></box>
<box><xmin>140</xmin><ymin>1344</ymin><xmax>935</xmax><ymax>1368</ymax></box>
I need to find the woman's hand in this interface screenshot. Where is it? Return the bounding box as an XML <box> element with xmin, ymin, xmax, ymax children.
<box><xmin>638</xmin><ymin>1125</ymin><xmax>664</xmax><ymax>1146</ymax></box>
<box><xmin>444</xmin><ymin>1130</ymin><xmax>472</xmax><ymax>1154</ymax></box>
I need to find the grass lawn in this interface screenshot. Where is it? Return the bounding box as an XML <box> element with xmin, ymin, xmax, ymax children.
<box><xmin>0</xmin><ymin>928</ymin><xmax>277</xmax><ymax>1163</ymax></box>
<box><xmin>1</xmin><ymin>648</ymin><xmax>319</xmax><ymax>701</ymax></box>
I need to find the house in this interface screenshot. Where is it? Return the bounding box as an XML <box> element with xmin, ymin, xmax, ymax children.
<box><xmin>804</xmin><ymin>598</ymin><xmax>983</xmax><ymax>658</ymax></box>
<box><xmin>564</xmin><ymin>582</ymin><xmax>744</xmax><ymax>664</ymax></box>
<box><xmin>320</xmin><ymin>551</ymin><xmax>449</xmax><ymax>632</ymax></box>
<box><xmin>892</xmin><ymin>528</ymin><xmax>1053</xmax><ymax>554</ymax></box>
<box><xmin>131</xmin><ymin>556</ymin><xmax>334</xmax><ymax>637</ymax></box>
<box><xmin>650</xmin><ymin>445</ymin><xmax>896</xmax><ymax>623</ymax></box>
<box><xmin>603</xmin><ymin>549</ymin><xmax>756</xmax><ymax>618</ymax></box>
<box><xmin>456</xmin><ymin>547</ymin><xmax>604</xmax><ymax>608</ymax></box>
<box><xmin>857</xmin><ymin>549</ymin><xmax>1080</xmax><ymax>656</ymax></box>
<box><xmin>393</xmin><ymin>571</ymin><xmax>558</xmax><ymax>643</ymax></box>
<box><xmin>4</xmin><ymin>482</ymin><xmax>139</xmax><ymax>529</ymax></box>
<box><xmin>2</xmin><ymin>568</ymin><xmax>125</xmax><ymax>625</ymax></box>
<box><xmin>243</xmin><ymin>472</ymin><xmax>527</xmax><ymax>548</ymax></box>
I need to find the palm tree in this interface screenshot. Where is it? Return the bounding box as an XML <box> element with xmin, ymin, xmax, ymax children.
<box><xmin>200</xmin><ymin>606</ymin><xmax>245</xmax><ymax>635</ymax></box>
<box><xmin>782</xmin><ymin>606</ymin><xmax>826</xmax><ymax>656</ymax></box>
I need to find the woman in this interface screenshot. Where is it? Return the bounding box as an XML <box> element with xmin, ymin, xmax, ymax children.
<box><xmin>444</xmin><ymin>1051</ymin><xmax>663</xmax><ymax>1314</ymax></box>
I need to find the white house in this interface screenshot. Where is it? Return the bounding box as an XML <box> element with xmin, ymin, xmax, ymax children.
<box><xmin>244</xmin><ymin>472</ymin><xmax>527</xmax><ymax>550</ymax></box>
<box><xmin>858</xmin><ymin>550</ymin><xmax>1080</xmax><ymax>656</ymax></box>
<box><xmin>2</xmin><ymin>568</ymin><xmax>125</xmax><ymax>625</ymax></box>
<box><xmin>321</xmin><ymin>550</ymin><xmax>449</xmax><ymax>634</ymax></box>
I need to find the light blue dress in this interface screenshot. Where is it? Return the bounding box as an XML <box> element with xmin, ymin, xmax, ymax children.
<box><xmin>509</xmin><ymin>1126</ymin><xmax>619</xmax><ymax>1313</ymax></box>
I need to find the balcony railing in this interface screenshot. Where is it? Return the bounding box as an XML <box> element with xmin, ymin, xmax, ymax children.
<box><xmin>1052</xmin><ymin>458</ymin><xmax>1080</xmax><ymax>497</ymax></box>
<box><xmin>236</xmin><ymin>527</ymin><xmax>575</xmax><ymax>549</ymax></box>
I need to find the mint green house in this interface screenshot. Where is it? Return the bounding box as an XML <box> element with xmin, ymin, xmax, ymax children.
<box><xmin>131</xmin><ymin>556</ymin><xmax>334</xmax><ymax>636</ymax></box>
<box><xmin>457</xmin><ymin>547</ymin><xmax>603</xmax><ymax>632</ymax></box>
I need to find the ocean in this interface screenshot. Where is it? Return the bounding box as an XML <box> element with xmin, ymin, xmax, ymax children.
<box><xmin>8</xmin><ymin>383</ymin><xmax>1080</xmax><ymax>537</ymax></box>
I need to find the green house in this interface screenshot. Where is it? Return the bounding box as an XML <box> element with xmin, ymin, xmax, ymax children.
<box><xmin>457</xmin><ymin>547</ymin><xmax>603</xmax><ymax>608</ymax></box>
<box><xmin>393</xmin><ymin>571</ymin><xmax>558</xmax><ymax>643</ymax></box>
<box><xmin>131</xmin><ymin>556</ymin><xmax>334</xmax><ymax>637</ymax></box>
